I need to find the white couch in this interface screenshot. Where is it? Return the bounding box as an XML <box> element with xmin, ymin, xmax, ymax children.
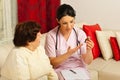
<box><xmin>0</xmin><ymin>23</ymin><xmax>120</xmax><ymax>80</ymax></box>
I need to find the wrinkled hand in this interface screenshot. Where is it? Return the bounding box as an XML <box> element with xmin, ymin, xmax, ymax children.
<box><xmin>85</xmin><ymin>36</ymin><xmax>94</xmax><ymax>51</ymax></box>
<box><xmin>67</xmin><ymin>44</ymin><xmax>83</xmax><ymax>55</ymax></box>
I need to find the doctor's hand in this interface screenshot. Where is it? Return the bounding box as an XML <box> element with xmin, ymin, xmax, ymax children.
<box><xmin>85</xmin><ymin>36</ymin><xmax>94</xmax><ymax>51</ymax></box>
<box><xmin>67</xmin><ymin>44</ymin><xmax>83</xmax><ymax>55</ymax></box>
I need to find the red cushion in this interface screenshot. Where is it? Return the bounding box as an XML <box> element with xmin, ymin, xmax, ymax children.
<box><xmin>83</xmin><ymin>24</ymin><xmax>101</xmax><ymax>59</ymax></box>
<box><xmin>110</xmin><ymin>37</ymin><xmax>120</xmax><ymax>61</ymax></box>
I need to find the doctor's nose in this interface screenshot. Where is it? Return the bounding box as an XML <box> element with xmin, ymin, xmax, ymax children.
<box><xmin>67</xmin><ymin>23</ymin><xmax>72</xmax><ymax>29</ymax></box>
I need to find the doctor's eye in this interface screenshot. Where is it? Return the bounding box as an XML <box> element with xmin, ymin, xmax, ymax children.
<box><xmin>70</xmin><ymin>20</ymin><xmax>74</xmax><ymax>23</ymax></box>
<box><xmin>62</xmin><ymin>22</ymin><xmax>67</xmax><ymax>25</ymax></box>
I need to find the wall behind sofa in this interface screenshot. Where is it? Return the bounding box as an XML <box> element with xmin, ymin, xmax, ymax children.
<box><xmin>61</xmin><ymin>0</ymin><xmax>120</xmax><ymax>30</ymax></box>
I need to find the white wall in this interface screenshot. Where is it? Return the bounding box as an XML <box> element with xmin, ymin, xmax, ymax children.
<box><xmin>61</xmin><ymin>0</ymin><xmax>120</xmax><ymax>30</ymax></box>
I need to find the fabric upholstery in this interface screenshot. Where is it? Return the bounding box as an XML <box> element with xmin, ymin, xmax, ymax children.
<box><xmin>99</xmin><ymin>59</ymin><xmax>120</xmax><ymax>80</ymax></box>
<box><xmin>87</xmin><ymin>57</ymin><xmax>111</xmax><ymax>71</ymax></box>
<box><xmin>88</xmin><ymin>69</ymin><xmax>98</xmax><ymax>80</ymax></box>
<box><xmin>0</xmin><ymin>41</ymin><xmax>14</xmax><ymax>69</ymax></box>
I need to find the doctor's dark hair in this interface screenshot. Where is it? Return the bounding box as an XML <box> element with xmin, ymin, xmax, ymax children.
<box><xmin>13</xmin><ymin>21</ymin><xmax>41</xmax><ymax>47</ymax></box>
<box><xmin>56</xmin><ymin>4</ymin><xmax>76</xmax><ymax>21</ymax></box>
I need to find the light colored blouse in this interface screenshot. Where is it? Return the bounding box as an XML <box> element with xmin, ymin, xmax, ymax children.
<box><xmin>45</xmin><ymin>26</ymin><xmax>87</xmax><ymax>71</ymax></box>
<box><xmin>0</xmin><ymin>46</ymin><xmax>58</xmax><ymax>80</ymax></box>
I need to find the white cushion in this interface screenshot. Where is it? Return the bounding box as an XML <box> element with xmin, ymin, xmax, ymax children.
<box><xmin>96</xmin><ymin>31</ymin><xmax>115</xmax><ymax>60</ymax></box>
<box><xmin>116</xmin><ymin>32</ymin><xmax>120</xmax><ymax>48</ymax></box>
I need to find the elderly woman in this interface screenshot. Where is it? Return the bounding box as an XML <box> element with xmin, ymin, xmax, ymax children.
<box><xmin>0</xmin><ymin>21</ymin><xmax>58</xmax><ymax>80</ymax></box>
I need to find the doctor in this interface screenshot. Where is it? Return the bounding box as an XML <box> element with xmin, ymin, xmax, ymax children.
<box><xmin>45</xmin><ymin>4</ymin><xmax>94</xmax><ymax>80</ymax></box>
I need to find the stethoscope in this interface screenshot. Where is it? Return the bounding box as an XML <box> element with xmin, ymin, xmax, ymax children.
<box><xmin>55</xmin><ymin>26</ymin><xmax>80</xmax><ymax>50</ymax></box>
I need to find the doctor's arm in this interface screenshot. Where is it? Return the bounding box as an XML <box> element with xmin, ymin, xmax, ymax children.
<box><xmin>49</xmin><ymin>44</ymin><xmax>83</xmax><ymax>68</ymax></box>
<box><xmin>82</xmin><ymin>38</ymin><xmax>94</xmax><ymax>65</ymax></box>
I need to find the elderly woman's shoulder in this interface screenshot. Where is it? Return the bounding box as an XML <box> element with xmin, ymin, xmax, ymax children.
<box><xmin>37</xmin><ymin>45</ymin><xmax>45</xmax><ymax>53</ymax></box>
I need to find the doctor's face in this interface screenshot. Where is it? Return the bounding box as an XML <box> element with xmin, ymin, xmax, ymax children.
<box><xmin>57</xmin><ymin>15</ymin><xmax>75</xmax><ymax>33</ymax></box>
